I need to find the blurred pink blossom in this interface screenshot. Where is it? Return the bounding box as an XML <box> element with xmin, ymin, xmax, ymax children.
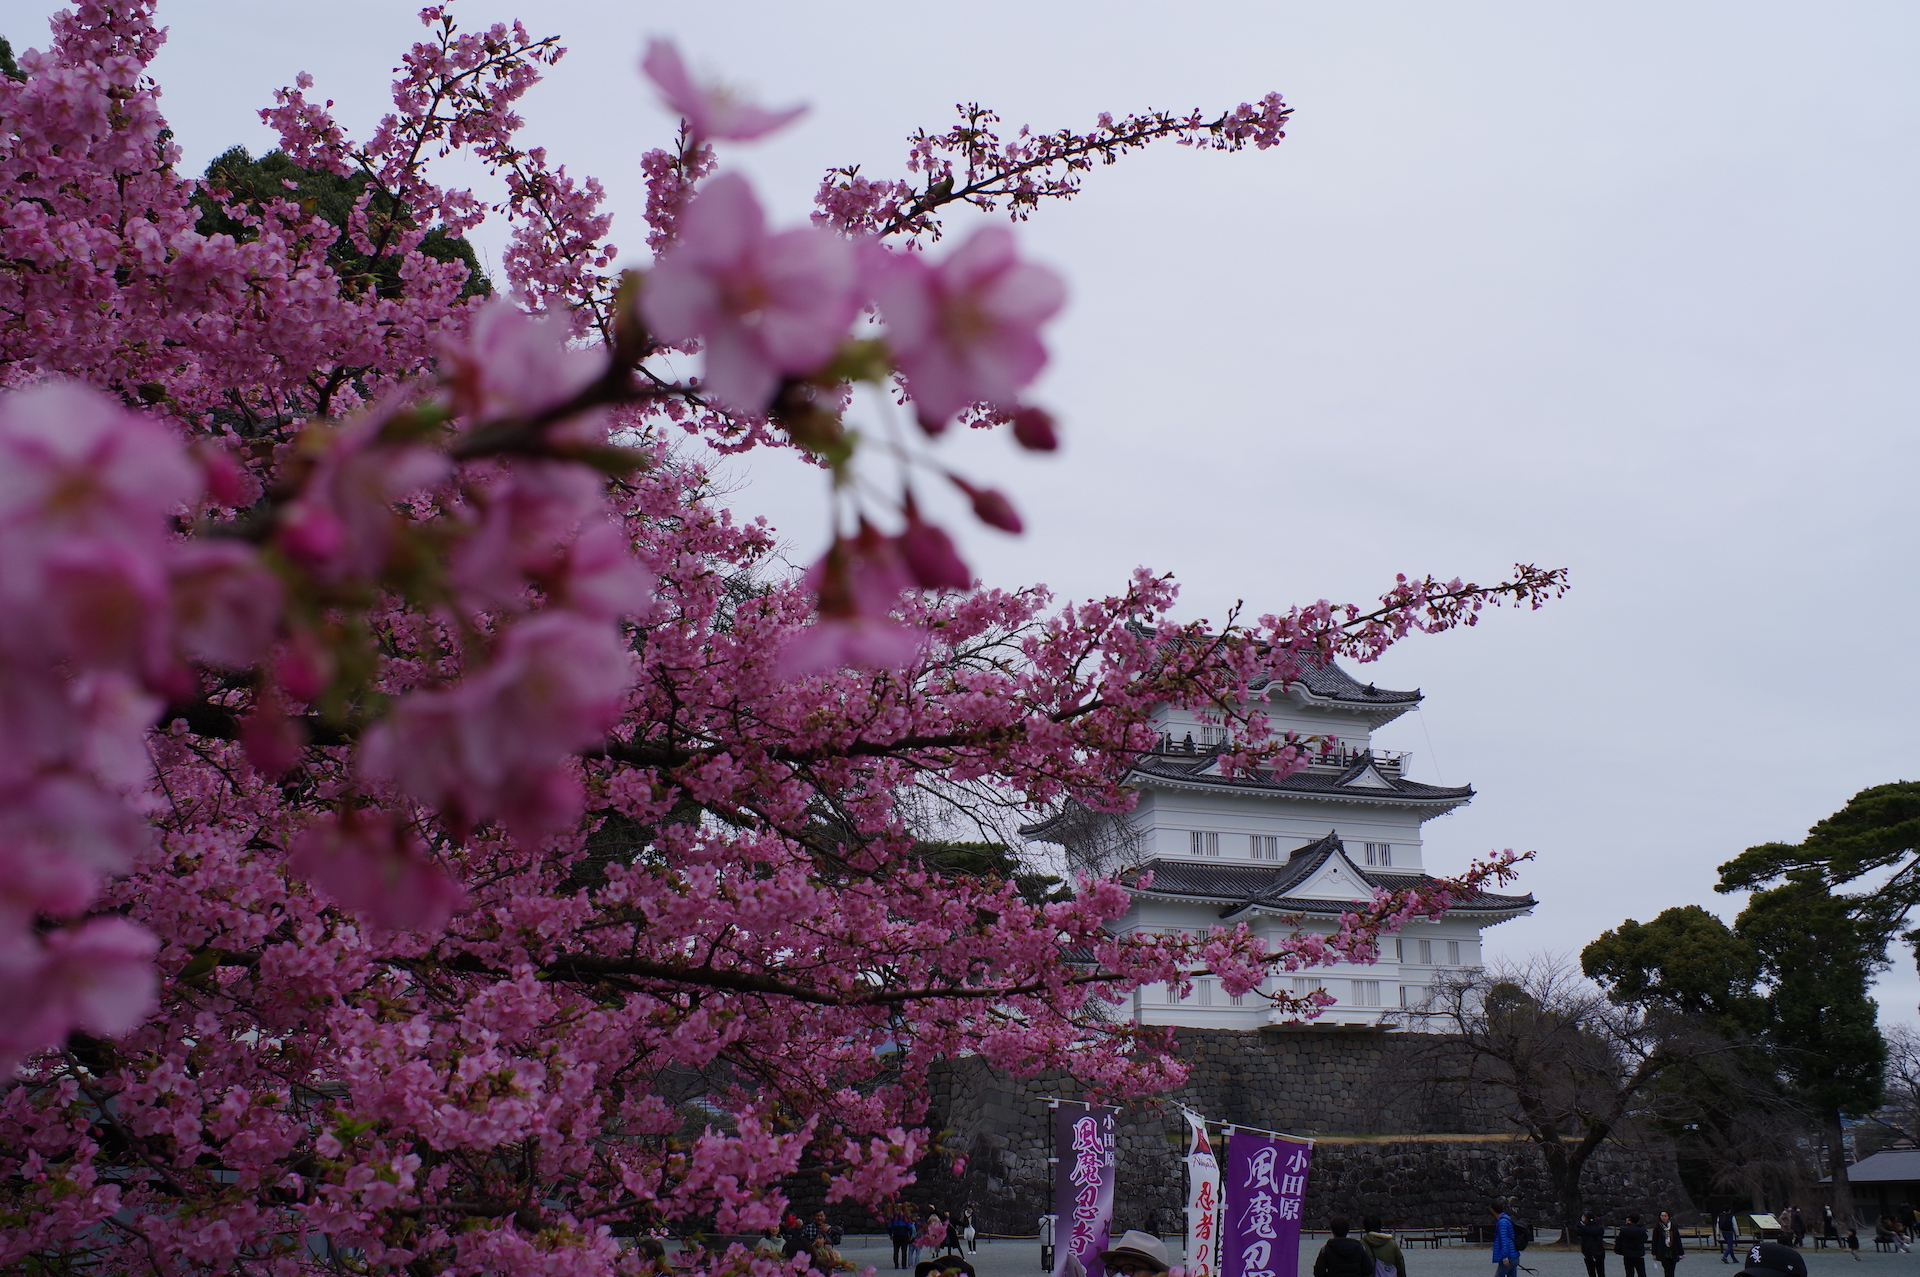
<box><xmin>287</xmin><ymin>810</ymin><xmax>466</xmax><ymax>933</ymax></box>
<box><xmin>443</xmin><ymin>296</ymin><xmax>605</xmax><ymax>424</ymax></box>
<box><xmin>641</xmin><ymin>40</ymin><xmax>805</xmax><ymax>142</ymax></box>
<box><xmin>863</xmin><ymin>227</ymin><xmax>1066</xmax><ymax>429</ymax></box>
<box><xmin>166</xmin><ymin>540</ymin><xmax>283</xmax><ymax>668</ymax></box>
<box><xmin>0</xmin><ymin>917</ymin><xmax>159</xmax><ymax>1068</ymax></box>
<box><xmin>641</xmin><ymin>173</ymin><xmax>860</xmax><ymax>412</ymax></box>
<box><xmin>358</xmin><ymin>611</ymin><xmax>635</xmax><ymax>839</ymax></box>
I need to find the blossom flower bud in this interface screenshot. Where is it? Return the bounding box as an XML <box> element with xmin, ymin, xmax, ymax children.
<box><xmin>898</xmin><ymin>518</ymin><xmax>970</xmax><ymax>592</ymax></box>
<box><xmin>950</xmin><ymin>477</ymin><xmax>1023</xmax><ymax>534</ymax></box>
<box><xmin>1011</xmin><ymin>406</ymin><xmax>1059</xmax><ymax>452</ymax></box>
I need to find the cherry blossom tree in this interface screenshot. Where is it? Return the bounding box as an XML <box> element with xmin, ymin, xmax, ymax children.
<box><xmin>0</xmin><ymin>2</ymin><xmax>1561</xmax><ymax>1270</ymax></box>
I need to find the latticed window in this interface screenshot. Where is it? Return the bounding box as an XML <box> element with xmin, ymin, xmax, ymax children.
<box><xmin>1250</xmin><ymin>835</ymin><xmax>1281</xmax><ymax>860</ymax></box>
<box><xmin>1351</xmin><ymin>980</ymin><xmax>1381</xmax><ymax>1007</ymax></box>
<box><xmin>1363</xmin><ymin>842</ymin><xmax>1393</xmax><ymax>866</ymax></box>
<box><xmin>1189</xmin><ymin>830</ymin><xmax>1220</xmax><ymax>857</ymax></box>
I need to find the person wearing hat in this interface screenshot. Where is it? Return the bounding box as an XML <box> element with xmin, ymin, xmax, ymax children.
<box><xmin>913</xmin><ymin>1259</ymin><xmax>977</xmax><ymax>1277</ymax></box>
<box><xmin>1735</xmin><ymin>1242</ymin><xmax>1807</xmax><ymax>1277</ymax></box>
<box><xmin>1099</xmin><ymin>1231</ymin><xmax>1172</xmax><ymax>1277</ymax></box>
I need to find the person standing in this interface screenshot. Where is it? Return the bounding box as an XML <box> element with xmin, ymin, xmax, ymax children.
<box><xmin>1652</xmin><ymin>1211</ymin><xmax>1685</xmax><ymax>1277</ymax></box>
<box><xmin>1491</xmin><ymin>1201</ymin><xmax>1519</xmax><ymax>1277</ymax></box>
<box><xmin>964</xmin><ymin>1209</ymin><xmax>978</xmax><ymax>1255</ymax></box>
<box><xmin>1313</xmin><ymin>1217</ymin><xmax>1375</xmax><ymax>1277</ymax></box>
<box><xmin>1574</xmin><ymin>1210</ymin><xmax>1609</xmax><ymax>1277</ymax></box>
<box><xmin>889</xmin><ymin>1206</ymin><xmax>914</xmax><ymax>1270</ymax></box>
<box><xmin>1789</xmin><ymin>1207</ymin><xmax>1806</xmax><ymax>1249</ymax></box>
<box><xmin>1361</xmin><ymin>1215</ymin><xmax>1407</xmax><ymax>1277</ymax></box>
<box><xmin>1821</xmin><ymin>1206</ymin><xmax>1839</xmax><ymax>1247</ymax></box>
<box><xmin>1038</xmin><ymin>1213</ymin><xmax>1056</xmax><ymax>1274</ymax></box>
<box><xmin>1716</xmin><ymin>1210</ymin><xmax>1738</xmax><ymax>1264</ymax></box>
<box><xmin>1615</xmin><ymin>1212</ymin><xmax>1650</xmax><ymax>1277</ymax></box>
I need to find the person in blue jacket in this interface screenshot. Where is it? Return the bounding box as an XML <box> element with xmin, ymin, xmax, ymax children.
<box><xmin>1492</xmin><ymin>1201</ymin><xmax>1519</xmax><ymax>1277</ymax></box>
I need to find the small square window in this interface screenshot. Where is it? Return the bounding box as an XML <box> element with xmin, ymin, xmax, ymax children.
<box><xmin>1417</xmin><ymin>939</ymin><xmax>1433</xmax><ymax>965</ymax></box>
<box><xmin>1189</xmin><ymin>831</ymin><xmax>1220</xmax><ymax>857</ymax></box>
<box><xmin>1446</xmin><ymin>940</ymin><xmax>1461</xmax><ymax>966</ymax></box>
<box><xmin>1351</xmin><ymin>980</ymin><xmax>1381</xmax><ymax>1007</ymax></box>
<box><xmin>1250</xmin><ymin>835</ymin><xmax>1280</xmax><ymax>860</ymax></box>
<box><xmin>1364</xmin><ymin>842</ymin><xmax>1393</xmax><ymax>866</ymax></box>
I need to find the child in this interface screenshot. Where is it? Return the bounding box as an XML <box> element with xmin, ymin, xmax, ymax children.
<box><xmin>1844</xmin><ymin>1229</ymin><xmax>1862</xmax><ymax>1263</ymax></box>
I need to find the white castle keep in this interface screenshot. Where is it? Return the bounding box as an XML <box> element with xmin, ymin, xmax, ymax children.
<box><xmin>1025</xmin><ymin>653</ymin><xmax>1532</xmax><ymax>1029</ymax></box>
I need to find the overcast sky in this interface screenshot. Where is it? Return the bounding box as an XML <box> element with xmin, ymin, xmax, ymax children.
<box><xmin>9</xmin><ymin>1</ymin><xmax>1917</xmax><ymax>1020</ymax></box>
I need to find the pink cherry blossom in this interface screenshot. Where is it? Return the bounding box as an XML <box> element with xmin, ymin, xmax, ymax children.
<box><xmin>1012</xmin><ymin>405</ymin><xmax>1059</xmax><ymax>452</ymax></box>
<box><xmin>776</xmin><ymin>616</ymin><xmax>927</xmax><ymax>680</ymax></box>
<box><xmin>0</xmin><ymin>381</ymin><xmax>198</xmax><ymax>544</ymax></box>
<box><xmin>286</xmin><ymin>809</ymin><xmax>467</xmax><ymax>932</ymax></box>
<box><xmin>864</xmin><ymin>227</ymin><xmax>1066</xmax><ymax>428</ymax></box>
<box><xmin>641</xmin><ymin>39</ymin><xmax>806</xmax><ymax>142</ymax></box>
<box><xmin>166</xmin><ymin>540</ymin><xmax>283</xmax><ymax>668</ymax></box>
<box><xmin>358</xmin><ymin>611</ymin><xmax>635</xmax><ymax>838</ymax></box>
<box><xmin>640</xmin><ymin>173</ymin><xmax>860</xmax><ymax>411</ymax></box>
<box><xmin>443</xmin><ymin>296</ymin><xmax>606</xmax><ymax>424</ymax></box>
<box><xmin>0</xmin><ymin>917</ymin><xmax>158</xmax><ymax>1068</ymax></box>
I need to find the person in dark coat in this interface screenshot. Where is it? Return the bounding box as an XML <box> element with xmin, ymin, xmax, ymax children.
<box><xmin>1615</xmin><ymin>1212</ymin><xmax>1650</xmax><ymax>1277</ymax></box>
<box><xmin>1821</xmin><ymin>1206</ymin><xmax>1839</xmax><ymax>1246</ymax></box>
<box><xmin>1651</xmin><ymin>1211</ymin><xmax>1685</xmax><ymax>1277</ymax></box>
<box><xmin>1314</xmin><ymin>1217</ymin><xmax>1375</xmax><ymax>1277</ymax></box>
<box><xmin>1573</xmin><ymin>1210</ymin><xmax>1609</xmax><ymax>1277</ymax></box>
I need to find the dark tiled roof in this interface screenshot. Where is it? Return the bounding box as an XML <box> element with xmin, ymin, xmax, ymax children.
<box><xmin>1120</xmin><ymin>832</ymin><xmax>1533</xmax><ymax>919</ymax></box>
<box><xmin>1121</xmin><ymin>623</ymin><xmax>1418</xmax><ymax>706</ymax></box>
<box><xmin>1250</xmin><ymin>651</ymin><xmax>1420</xmax><ymax>706</ymax></box>
<box><xmin>1130</xmin><ymin>750</ymin><xmax>1473</xmax><ymax>807</ymax></box>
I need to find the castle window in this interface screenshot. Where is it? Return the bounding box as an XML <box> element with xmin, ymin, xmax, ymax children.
<box><xmin>1363</xmin><ymin>842</ymin><xmax>1393</xmax><ymax>866</ymax></box>
<box><xmin>1399</xmin><ymin>984</ymin><xmax>1430</xmax><ymax>1008</ymax></box>
<box><xmin>1230</xmin><ymin>992</ymin><xmax>1245</xmax><ymax>1007</ymax></box>
<box><xmin>1292</xmin><ymin>977</ymin><xmax>1326</xmax><ymax>999</ymax></box>
<box><xmin>1196</xmin><ymin>978</ymin><xmax>1213</xmax><ymax>1006</ymax></box>
<box><xmin>1250</xmin><ymin>835</ymin><xmax>1281</xmax><ymax>861</ymax></box>
<box><xmin>1446</xmin><ymin>940</ymin><xmax>1460</xmax><ymax>966</ymax></box>
<box><xmin>1189</xmin><ymin>831</ymin><xmax>1220</xmax><ymax>857</ymax></box>
<box><xmin>1351</xmin><ymin>980</ymin><xmax>1381</xmax><ymax>1007</ymax></box>
<box><xmin>1416</xmin><ymin>939</ymin><xmax>1433</xmax><ymax>965</ymax></box>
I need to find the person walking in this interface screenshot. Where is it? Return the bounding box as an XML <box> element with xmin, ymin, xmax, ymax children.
<box><xmin>907</xmin><ymin>1205</ymin><xmax>926</xmax><ymax>1269</ymax></box>
<box><xmin>1842</xmin><ymin>1228</ymin><xmax>1861</xmax><ymax>1263</ymax></box>
<box><xmin>1615</xmin><ymin>1212</ymin><xmax>1650</xmax><ymax>1277</ymax></box>
<box><xmin>1361</xmin><ymin>1215</ymin><xmax>1407</xmax><ymax>1277</ymax></box>
<box><xmin>1490</xmin><ymin>1202</ymin><xmax>1520</xmax><ymax>1277</ymax></box>
<box><xmin>964</xmin><ymin>1209</ymin><xmax>978</xmax><ymax>1255</ymax></box>
<box><xmin>1652</xmin><ymin>1211</ymin><xmax>1684</xmax><ymax>1277</ymax></box>
<box><xmin>1788</xmin><ymin>1207</ymin><xmax>1805</xmax><ymax>1249</ymax></box>
<box><xmin>1314</xmin><ymin>1217</ymin><xmax>1375</xmax><ymax>1277</ymax></box>
<box><xmin>1716</xmin><ymin>1210</ymin><xmax>1738</xmax><ymax>1265</ymax></box>
<box><xmin>1573</xmin><ymin>1210</ymin><xmax>1609</xmax><ymax>1277</ymax></box>
<box><xmin>889</xmin><ymin>1206</ymin><xmax>914</xmax><ymax>1270</ymax></box>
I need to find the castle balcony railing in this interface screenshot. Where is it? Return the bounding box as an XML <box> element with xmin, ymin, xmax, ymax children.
<box><xmin>1150</xmin><ymin>733</ymin><xmax>1410</xmax><ymax>774</ymax></box>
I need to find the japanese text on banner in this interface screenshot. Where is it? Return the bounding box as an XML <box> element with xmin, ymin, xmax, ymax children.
<box><xmin>1221</xmin><ymin>1132</ymin><xmax>1313</xmax><ymax>1277</ymax></box>
<box><xmin>1052</xmin><ymin>1102</ymin><xmax>1119</xmax><ymax>1277</ymax></box>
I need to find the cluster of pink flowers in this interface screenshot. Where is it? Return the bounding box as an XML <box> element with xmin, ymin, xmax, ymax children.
<box><xmin>0</xmin><ymin>5</ymin><xmax>1558</xmax><ymax>1272</ymax></box>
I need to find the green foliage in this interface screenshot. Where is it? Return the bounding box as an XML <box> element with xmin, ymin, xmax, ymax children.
<box><xmin>1736</xmin><ymin>872</ymin><xmax>1887</xmax><ymax>1119</ymax></box>
<box><xmin>1718</xmin><ymin>781</ymin><xmax>1920</xmax><ymax>956</ymax></box>
<box><xmin>1581</xmin><ymin>905</ymin><xmax>1765</xmax><ymax>1030</ymax></box>
<box><xmin>911</xmin><ymin>840</ymin><xmax>1068</xmax><ymax>906</ymax></box>
<box><xmin>0</xmin><ymin>37</ymin><xmax>24</xmax><ymax>83</ymax></box>
<box><xmin>192</xmin><ymin>146</ymin><xmax>491</xmax><ymax>300</ymax></box>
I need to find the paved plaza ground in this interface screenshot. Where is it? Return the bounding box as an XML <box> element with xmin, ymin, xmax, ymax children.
<box><xmin>811</xmin><ymin>1236</ymin><xmax>1917</xmax><ymax>1277</ymax></box>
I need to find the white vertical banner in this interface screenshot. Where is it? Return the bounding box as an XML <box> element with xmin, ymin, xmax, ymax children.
<box><xmin>1183</xmin><ymin>1110</ymin><xmax>1221</xmax><ymax>1277</ymax></box>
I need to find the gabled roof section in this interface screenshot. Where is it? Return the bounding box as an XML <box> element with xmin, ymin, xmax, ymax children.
<box><xmin>1128</xmin><ymin>750</ymin><xmax>1474</xmax><ymax>814</ymax></box>
<box><xmin>1121</xmin><ymin>623</ymin><xmax>1417</xmax><ymax>708</ymax></box>
<box><xmin>1250</xmin><ymin>649</ymin><xmax>1421</xmax><ymax>707</ymax></box>
<box><xmin>1120</xmin><ymin>831</ymin><xmax>1534</xmax><ymax>923</ymax></box>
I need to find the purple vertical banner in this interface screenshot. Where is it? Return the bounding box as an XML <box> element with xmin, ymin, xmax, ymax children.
<box><xmin>1220</xmin><ymin>1133</ymin><xmax>1313</xmax><ymax>1277</ymax></box>
<box><xmin>1052</xmin><ymin>1101</ymin><xmax>1118</xmax><ymax>1277</ymax></box>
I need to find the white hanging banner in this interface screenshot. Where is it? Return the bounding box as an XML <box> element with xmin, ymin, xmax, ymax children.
<box><xmin>1183</xmin><ymin>1110</ymin><xmax>1221</xmax><ymax>1277</ymax></box>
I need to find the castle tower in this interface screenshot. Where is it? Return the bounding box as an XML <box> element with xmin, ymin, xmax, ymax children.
<box><xmin>1024</xmin><ymin>653</ymin><xmax>1533</xmax><ymax>1028</ymax></box>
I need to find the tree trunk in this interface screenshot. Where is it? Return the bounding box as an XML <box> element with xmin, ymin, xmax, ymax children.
<box><xmin>1827</xmin><ymin>1106</ymin><xmax>1855</xmax><ymax>1225</ymax></box>
<box><xmin>1534</xmin><ymin>1136</ymin><xmax>1589</xmax><ymax>1245</ymax></box>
